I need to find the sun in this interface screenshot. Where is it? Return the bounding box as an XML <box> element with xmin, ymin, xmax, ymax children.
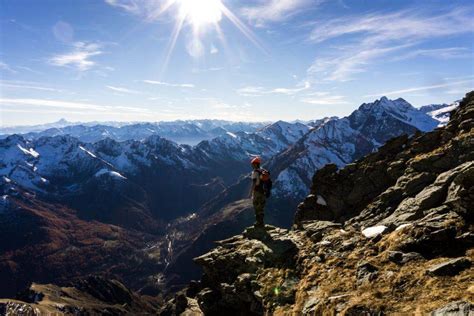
<box><xmin>178</xmin><ymin>0</ymin><xmax>224</xmax><ymax>30</ymax></box>
<box><xmin>159</xmin><ymin>0</ymin><xmax>265</xmax><ymax>72</ymax></box>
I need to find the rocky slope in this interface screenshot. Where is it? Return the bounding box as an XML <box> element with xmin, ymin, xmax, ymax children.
<box><xmin>161</xmin><ymin>91</ymin><xmax>473</xmax><ymax>315</ymax></box>
<box><xmin>156</xmin><ymin>96</ymin><xmax>449</xmax><ymax>289</ymax></box>
<box><xmin>0</xmin><ymin>276</ymin><xmax>160</xmax><ymax>315</ymax></box>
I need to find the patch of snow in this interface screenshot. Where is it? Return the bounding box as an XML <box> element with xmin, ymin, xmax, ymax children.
<box><xmin>318</xmin><ymin>240</ymin><xmax>331</xmax><ymax>245</ymax></box>
<box><xmin>361</xmin><ymin>225</ymin><xmax>387</xmax><ymax>238</ymax></box>
<box><xmin>79</xmin><ymin>145</ymin><xmax>97</xmax><ymax>158</ymax></box>
<box><xmin>95</xmin><ymin>168</ymin><xmax>127</xmax><ymax>179</ymax></box>
<box><xmin>226</xmin><ymin>132</ymin><xmax>237</xmax><ymax>138</ymax></box>
<box><xmin>17</xmin><ymin>144</ymin><xmax>40</xmax><ymax>158</ymax></box>
<box><xmin>0</xmin><ymin>195</ymin><xmax>9</xmax><ymax>213</ymax></box>
<box><xmin>428</xmin><ymin>104</ymin><xmax>457</xmax><ymax>117</ymax></box>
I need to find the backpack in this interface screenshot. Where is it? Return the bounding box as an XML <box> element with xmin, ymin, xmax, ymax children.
<box><xmin>257</xmin><ymin>168</ymin><xmax>273</xmax><ymax>198</ymax></box>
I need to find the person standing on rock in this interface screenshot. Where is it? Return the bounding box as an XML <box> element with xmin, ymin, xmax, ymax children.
<box><xmin>249</xmin><ymin>157</ymin><xmax>272</xmax><ymax>228</ymax></box>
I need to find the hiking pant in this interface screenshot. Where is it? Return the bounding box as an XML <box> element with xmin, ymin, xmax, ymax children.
<box><xmin>253</xmin><ymin>191</ymin><xmax>266</xmax><ymax>226</ymax></box>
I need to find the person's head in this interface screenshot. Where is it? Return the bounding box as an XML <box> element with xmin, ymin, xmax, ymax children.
<box><xmin>251</xmin><ymin>157</ymin><xmax>261</xmax><ymax>169</ymax></box>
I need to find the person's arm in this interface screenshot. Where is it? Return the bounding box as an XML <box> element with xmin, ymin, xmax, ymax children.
<box><xmin>249</xmin><ymin>181</ymin><xmax>255</xmax><ymax>199</ymax></box>
<box><xmin>249</xmin><ymin>171</ymin><xmax>256</xmax><ymax>198</ymax></box>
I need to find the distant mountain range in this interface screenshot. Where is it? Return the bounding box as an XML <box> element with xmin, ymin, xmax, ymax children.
<box><xmin>0</xmin><ymin>119</ymin><xmax>267</xmax><ymax>145</ymax></box>
<box><xmin>0</xmin><ymin>97</ymin><xmax>459</xmax><ymax>297</ymax></box>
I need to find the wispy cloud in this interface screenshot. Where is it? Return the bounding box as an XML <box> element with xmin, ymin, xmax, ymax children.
<box><xmin>392</xmin><ymin>47</ymin><xmax>472</xmax><ymax>61</ymax></box>
<box><xmin>104</xmin><ymin>0</ymin><xmax>173</xmax><ymax>21</ymax></box>
<box><xmin>241</xmin><ymin>0</ymin><xmax>321</xmax><ymax>26</ymax></box>
<box><xmin>49</xmin><ymin>42</ymin><xmax>103</xmax><ymax>71</ymax></box>
<box><xmin>0</xmin><ymin>61</ymin><xmax>17</xmax><ymax>74</ymax></box>
<box><xmin>106</xmin><ymin>85</ymin><xmax>141</xmax><ymax>94</ymax></box>
<box><xmin>364</xmin><ymin>79</ymin><xmax>474</xmax><ymax>97</ymax></box>
<box><xmin>237</xmin><ymin>82</ymin><xmax>310</xmax><ymax>96</ymax></box>
<box><xmin>301</xmin><ymin>94</ymin><xmax>348</xmax><ymax>105</ymax></box>
<box><xmin>0</xmin><ymin>98</ymin><xmax>151</xmax><ymax>115</ymax></box>
<box><xmin>307</xmin><ymin>7</ymin><xmax>474</xmax><ymax>81</ymax></box>
<box><xmin>16</xmin><ymin>66</ymin><xmax>43</xmax><ymax>75</ymax></box>
<box><xmin>309</xmin><ymin>44</ymin><xmax>413</xmax><ymax>82</ymax></box>
<box><xmin>143</xmin><ymin>80</ymin><xmax>195</xmax><ymax>88</ymax></box>
<box><xmin>309</xmin><ymin>8</ymin><xmax>473</xmax><ymax>43</ymax></box>
<box><xmin>1</xmin><ymin>80</ymin><xmax>63</xmax><ymax>92</ymax></box>
<box><xmin>192</xmin><ymin>67</ymin><xmax>224</xmax><ymax>73</ymax></box>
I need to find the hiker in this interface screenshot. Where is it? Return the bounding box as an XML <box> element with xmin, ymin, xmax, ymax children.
<box><xmin>249</xmin><ymin>157</ymin><xmax>272</xmax><ymax>228</ymax></box>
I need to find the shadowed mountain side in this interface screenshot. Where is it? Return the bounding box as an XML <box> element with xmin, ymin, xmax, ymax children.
<box><xmin>0</xmin><ymin>276</ymin><xmax>161</xmax><ymax>315</ymax></box>
<box><xmin>0</xmin><ymin>186</ymin><xmax>163</xmax><ymax>298</ymax></box>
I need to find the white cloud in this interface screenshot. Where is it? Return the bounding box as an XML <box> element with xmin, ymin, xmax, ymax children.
<box><xmin>0</xmin><ymin>98</ymin><xmax>151</xmax><ymax>115</ymax></box>
<box><xmin>106</xmin><ymin>85</ymin><xmax>141</xmax><ymax>94</ymax></box>
<box><xmin>241</xmin><ymin>0</ymin><xmax>319</xmax><ymax>26</ymax></box>
<box><xmin>364</xmin><ymin>79</ymin><xmax>474</xmax><ymax>97</ymax></box>
<box><xmin>301</xmin><ymin>95</ymin><xmax>348</xmax><ymax>105</ymax></box>
<box><xmin>307</xmin><ymin>8</ymin><xmax>474</xmax><ymax>81</ymax></box>
<box><xmin>49</xmin><ymin>42</ymin><xmax>103</xmax><ymax>71</ymax></box>
<box><xmin>309</xmin><ymin>8</ymin><xmax>473</xmax><ymax>43</ymax></box>
<box><xmin>237</xmin><ymin>81</ymin><xmax>310</xmax><ymax>96</ymax></box>
<box><xmin>143</xmin><ymin>80</ymin><xmax>195</xmax><ymax>88</ymax></box>
<box><xmin>192</xmin><ymin>67</ymin><xmax>224</xmax><ymax>73</ymax></box>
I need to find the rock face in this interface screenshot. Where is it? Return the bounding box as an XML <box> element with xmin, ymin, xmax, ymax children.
<box><xmin>295</xmin><ymin>91</ymin><xmax>473</xmax><ymax>231</ymax></box>
<box><xmin>161</xmin><ymin>91</ymin><xmax>474</xmax><ymax>315</ymax></box>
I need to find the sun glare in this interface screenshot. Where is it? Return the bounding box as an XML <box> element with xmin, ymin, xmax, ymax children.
<box><xmin>160</xmin><ymin>0</ymin><xmax>265</xmax><ymax>74</ymax></box>
<box><xmin>178</xmin><ymin>0</ymin><xmax>223</xmax><ymax>30</ymax></box>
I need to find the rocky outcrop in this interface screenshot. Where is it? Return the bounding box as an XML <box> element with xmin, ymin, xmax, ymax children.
<box><xmin>296</xmin><ymin>91</ymin><xmax>473</xmax><ymax>231</ymax></box>
<box><xmin>160</xmin><ymin>91</ymin><xmax>473</xmax><ymax>315</ymax></box>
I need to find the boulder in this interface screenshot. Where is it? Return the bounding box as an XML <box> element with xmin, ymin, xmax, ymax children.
<box><xmin>427</xmin><ymin>257</ymin><xmax>472</xmax><ymax>276</ymax></box>
<box><xmin>431</xmin><ymin>301</ymin><xmax>474</xmax><ymax>316</ymax></box>
<box><xmin>356</xmin><ymin>261</ymin><xmax>378</xmax><ymax>284</ymax></box>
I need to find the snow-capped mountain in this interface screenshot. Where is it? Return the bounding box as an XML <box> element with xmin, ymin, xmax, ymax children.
<box><xmin>268</xmin><ymin>97</ymin><xmax>439</xmax><ymax>199</ymax></box>
<box><xmin>0</xmin><ymin>117</ymin><xmax>314</xmax><ymax>231</ymax></box>
<box><xmin>1</xmin><ymin>120</ymin><xmax>267</xmax><ymax>145</ymax></box>
<box><xmin>194</xmin><ymin>120</ymin><xmax>312</xmax><ymax>161</ymax></box>
<box><xmin>419</xmin><ymin>102</ymin><xmax>459</xmax><ymax>126</ymax></box>
<box><xmin>0</xmin><ymin>96</ymin><xmax>447</xmax><ymax>232</ymax></box>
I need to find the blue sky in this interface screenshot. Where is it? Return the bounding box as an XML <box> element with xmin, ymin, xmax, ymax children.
<box><xmin>1</xmin><ymin>0</ymin><xmax>473</xmax><ymax>126</ymax></box>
